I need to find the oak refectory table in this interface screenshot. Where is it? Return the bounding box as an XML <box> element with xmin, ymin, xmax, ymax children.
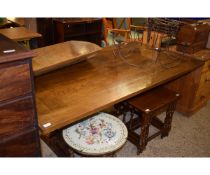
<box><xmin>33</xmin><ymin>42</ymin><xmax>203</xmax><ymax>156</ymax></box>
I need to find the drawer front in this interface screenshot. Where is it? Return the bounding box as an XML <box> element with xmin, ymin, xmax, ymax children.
<box><xmin>0</xmin><ymin>63</ymin><xmax>32</xmax><ymax>102</ymax></box>
<box><xmin>0</xmin><ymin>96</ymin><xmax>35</xmax><ymax>142</ymax></box>
<box><xmin>203</xmin><ymin>71</ymin><xmax>210</xmax><ymax>98</ymax></box>
<box><xmin>202</xmin><ymin>60</ymin><xmax>210</xmax><ymax>73</ymax></box>
<box><xmin>195</xmin><ymin>71</ymin><xmax>210</xmax><ymax>103</ymax></box>
<box><xmin>0</xmin><ymin>129</ymin><xmax>41</xmax><ymax>157</ymax></box>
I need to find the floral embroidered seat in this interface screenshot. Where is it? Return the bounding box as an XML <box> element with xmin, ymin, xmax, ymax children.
<box><xmin>62</xmin><ymin>112</ymin><xmax>128</xmax><ymax>156</ymax></box>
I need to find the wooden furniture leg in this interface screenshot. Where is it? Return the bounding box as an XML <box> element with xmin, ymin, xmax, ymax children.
<box><xmin>161</xmin><ymin>102</ymin><xmax>176</xmax><ymax>138</ymax></box>
<box><xmin>115</xmin><ymin>87</ymin><xmax>180</xmax><ymax>155</ymax></box>
<box><xmin>137</xmin><ymin>112</ymin><xmax>151</xmax><ymax>154</ymax></box>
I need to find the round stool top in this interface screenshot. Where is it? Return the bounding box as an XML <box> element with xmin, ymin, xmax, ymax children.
<box><xmin>62</xmin><ymin>112</ymin><xmax>128</xmax><ymax>156</ymax></box>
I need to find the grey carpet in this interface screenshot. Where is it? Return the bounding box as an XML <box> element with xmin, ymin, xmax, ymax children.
<box><xmin>41</xmin><ymin>100</ymin><xmax>210</xmax><ymax>157</ymax></box>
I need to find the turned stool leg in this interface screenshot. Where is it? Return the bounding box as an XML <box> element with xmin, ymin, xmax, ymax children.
<box><xmin>68</xmin><ymin>148</ymin><xmax>75</xmax><ymax>157</ymax></box>
<box><xmin>114</xmin><ymin>102</ymin><xmax>128</xmax><ymax>123</ymax></box>
<box><xmin>128</xmin><ymin>107</ymin><xmax>135</xmax><ymax>130</ymax></box>
<box><xmin>137</xmin><ymin>112</ymin><xmax>151</xmax><ymax>155</ymax></box>
<box><xmin>161</xmin><ymin>103</ymin><xmax>176</xmax><ymax>138</ymax></box>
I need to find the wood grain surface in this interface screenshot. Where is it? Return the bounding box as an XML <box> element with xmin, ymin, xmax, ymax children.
<box><xmin>0</xmin><ymin>96</ymin><xmax>34</xmax><ymax>142</ymax></box>
<box><xmin>0</xmin><ymin>34</ymin><xmax>35</xmax><ymax>64</ymax></box>
<box><xmin>32</xmin><ymin>41</ymin><xmax>101</xmax><ymax>76</ymax></box>
<box><xmin>169</xmin><ymin>45</ymin><xmax>210</xmax><ymax>61</ymax></box>
<box><xmin>35</xmin><ymin>44</ymin><xmax>203</xmax><ymax>135</ymax></box>
<box><xmin>0</xmin><ymin>62</ymin><xmax>31</xmax><ymax>102</ymax></box>
<box><xmin>0</xmin><ymin>34</ymin><xmax>41</xmax><ymax>157</ymax></box>
<box><xmin>0</xmin><ymin>27</ymin><xmax>41</xmax><ymax>41</ymax></box>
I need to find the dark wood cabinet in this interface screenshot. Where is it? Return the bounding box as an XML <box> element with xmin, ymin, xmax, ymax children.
<box><xmin>53</xmin><ymin>18</ymin><xmax>102</xmax><ymax>46</ymax></box>
<box><xmin>0</xmin><ymin>34</ymin><xmax>41</xmax><ymax>157</ymax></box>
<box><xmin>36</xmin><ymin>18</ymin><xmax>54</xmax><ymax>47</ymax></box>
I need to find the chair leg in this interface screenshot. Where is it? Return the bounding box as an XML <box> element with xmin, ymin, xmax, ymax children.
<box><xmin>161</xmin><ymin>103</ymin><xmax>176</xmax><ymax>138</ymax></box>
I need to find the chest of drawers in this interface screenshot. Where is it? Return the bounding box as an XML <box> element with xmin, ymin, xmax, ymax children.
<box><xmin>193</xmin><ymin>50</ymin><xmax>210</xmax><ymax>110</ymax></box>
<box><xmin>0</xmin><ymin>34</ymin><xmax>41</xmax><ymax>156</ymax></box>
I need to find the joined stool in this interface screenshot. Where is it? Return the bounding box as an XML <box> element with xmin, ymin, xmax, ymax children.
<box><xmin>62</xmin><ymin>112</ymin><xmax>128</xmax><ymax>157</ymax></box>
<box><xmin>116</xmin><ymin>87</ymin><xmax>180</xmax><ymax>155</ymax></box>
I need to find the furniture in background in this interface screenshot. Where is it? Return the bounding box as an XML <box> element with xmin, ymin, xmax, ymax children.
<box><xmin>62</xmin><ymin>112</ymin><xmax>128</xmax><ymax>157</ymax></box>
<box><xmin>130</xmin><ymin>18</ymin><xmax>148</xmax><ymax>43</ymax></box>
<box><xmin>0</xmin><ymin>18</ymin><xmax>24</xmax><ymax>29</ymax></box>
<box><xmin>116</xmin><ymin>87</ymin><xmax>179</xmax><ymax>154</ymax></box>
<box><xmin>111</xmin><ymin>18</ymin><xmax>131</xmax><ymax>43</ymax></box>
<box><xmin>103</xmin><ymin>18</ymin><xmax>182</xmax><ymax>49</ymax></box>
<box><xmin>147</xmin><ymin>18</ymin><xmax>183</xmax><ymax>49</ymax></box>
<box><xmin>176</xmin><ymin>22</ymin><xmax>210</xmax><ymax>54</ymax></box>
<box><xmin>200</xmin><ymin>19</ymin><xmax>210</xmax><ymax>49</ymax></box>
<box><xmin>33</xmin><ymin>40</ymin><xmax>101</xmax><ymax>76</ymax></box>
<box><xmin>53</xmin><ymin>18</ymin><xmax>102</xmax><ymax>46</ymax></box>
<box><xmin>0</xmin><ymin>34</ymin><xmax>41</xmax><ymax>157</ymax></box>
<box><xmin>102</xmin><ymin>18</ymin><xmax>147</xmax><ymax>47</ymax></box>
<box><xmin>169</xmin><ymin>46</ymin><xmax>210</xmax><ymax>115</ymax></box>
<box><xmin>101</xmin><ymin>18</ymin><xmax>113</xmax><ymax>47</ymax></box>
<box><xmin>33</xmin><ymin>42</ymin><xmax>203</xmax><ymax>156</ymax></box>
<box><xmin>36</xmin><ymin>18</ymin><xmax>54</xmax><ymax>47</ymax></box>
<box><xmin>0</xmin><ymin>27</ymin><xmax>42</xmax><ymax>49</ymax></box>
<box><xmin>6</xmin><ymin>18</ymin><xmax>25</xmax><ymax>27</ymax></box>
<box><xmin>192</xmin><ymin>50</ymin><xmax>210</xmax><ymax>112</ymax></box>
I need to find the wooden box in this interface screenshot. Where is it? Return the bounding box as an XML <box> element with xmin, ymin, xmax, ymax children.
<box><xmin>176</xmin><ymin>22</ymin><xmax>210</xmax><ymax>54</ymax></box>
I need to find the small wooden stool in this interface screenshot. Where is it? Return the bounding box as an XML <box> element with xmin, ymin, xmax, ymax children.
<box><xmin>118</xmin><ymin>87</ymin><xmax>180</xmax><ymax>154</ymax></box>
<box><xmin>62</xmin><ymin>112</ymin><xmax>128</xmax><ymax>157</ymax></box>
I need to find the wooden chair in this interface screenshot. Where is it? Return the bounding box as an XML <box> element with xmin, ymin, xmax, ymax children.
<box><xmin>62</xmin><ymin>112</ymin><xmax>128</xmax><ymax>157</ymax></box>
<box><xmin>130</xmin><ymin>18</ymin><xmax>148</xmax><ymax>42</ymax></box>
<box><xmin>102</xmin><ymin>18</ymin><xmax>148</xmax><ymax>47</ymax></box>
<box><xmin>102</xmin><ymin>18</ymin><xmax>177</xmax><ymax>49</ymax></box>
<box><xmin>101</xmin><ymin>18</ymin><xmax>111</xmax><ymax>47</ymax></box>
<box><xmin>115</xmin><ymin>86</ymin><xmax>180</xmax><ymax>154</ymax></box>
<box><xmin>148</xmin><ymin>31</ymin><xmax>168</xmax><ymax>48</ymax></box>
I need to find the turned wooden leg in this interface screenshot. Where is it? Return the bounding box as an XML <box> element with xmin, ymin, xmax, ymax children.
<box><xmin>161</xmin><ymin>103</ymin><xmax>176</xmax><ymax>138</ymax></box>
<box><xmin>137</xmin><ymin>113</ymin><xmax>151</xmax><ymax>155</ymax></box>
<box><xmin>68</xmin><ymin>148</ymin><xmax>75</xmax><ymax>157</ymax></box>
<box><xmin>114</xmin><ymin>102</ymin><xmax>128</xmax><ymax>122</ymax></box>
<box><xmin>129</xmin><ymin>107</ymin><xmax>135</xmax><ymax>130</ymax></box>
<box><xmin>111</xmin><ymin>152</ymin><xmax>117</xmax><ymax>157</ymax></box>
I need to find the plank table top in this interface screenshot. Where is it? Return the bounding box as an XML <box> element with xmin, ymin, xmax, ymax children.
<box><xmin>0</xmin><ymin>27</ymin><xmax>42</xmax><ymax>41</ymax></box>
<box><xmin>34</xmin><ymin>43</ymin><xmax>203</xmax><ymax>135</ymax></box>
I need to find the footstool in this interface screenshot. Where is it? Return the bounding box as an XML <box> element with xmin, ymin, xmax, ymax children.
<box><xmin>62</xmin><ymin>112</ymin><xmax>128</xmax><ymax>157</ymax></box>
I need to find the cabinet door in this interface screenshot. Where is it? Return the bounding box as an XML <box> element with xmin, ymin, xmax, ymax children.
<box><xmin>36</xmin><ymin>18</ymin><xmax>54</xmax><ymax>46</ymax></box>
<box><xmin>0</xmin><ymin>96</ymin><xmax>35</xmax><ymax>142</ymax></box>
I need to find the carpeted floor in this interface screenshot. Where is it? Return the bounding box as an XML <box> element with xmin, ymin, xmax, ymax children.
<box><xmin>41</xmin><ymin>100</ymin><xmax>210</xmax><ymax>157</ymax></box>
